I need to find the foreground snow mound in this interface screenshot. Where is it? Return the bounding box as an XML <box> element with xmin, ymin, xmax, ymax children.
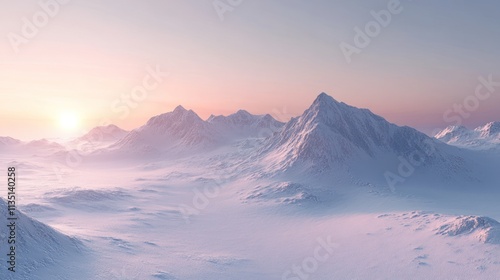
<box><xmin>0</xmin><ymin>199</ymin><xmax>84</xmax><ymax>279</ymax></box>
<box><xmin>436</xmin><ymin>216</ymin><xmax>500</xmax><ymax>244</ymax></box>
<box><xmin>44</xmin><ymin>188</ymin><xmax>130</xmax><ymax>203</ymax></box>
<box><xmin>242</xmin><ymin>181</ymin><xmax>337</xmax><ymax>205</ymax></box>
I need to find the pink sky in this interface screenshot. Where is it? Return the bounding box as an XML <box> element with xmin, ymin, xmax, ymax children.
<box><xmin>1</xmin><ymin>1</ymin><xmax>499</xmax><ymax>140</ymax></box>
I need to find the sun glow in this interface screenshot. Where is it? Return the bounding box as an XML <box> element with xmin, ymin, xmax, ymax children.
<box><xmin>58</xmin><ymin>112</ymin><xmax>80</xmax><ymax>131</ymax></box>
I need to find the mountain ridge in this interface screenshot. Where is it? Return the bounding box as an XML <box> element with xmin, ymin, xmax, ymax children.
<box><xmin>435</xmin><ymin>122</ymin><xmax>500</xmax><ymax>150</ymax></box>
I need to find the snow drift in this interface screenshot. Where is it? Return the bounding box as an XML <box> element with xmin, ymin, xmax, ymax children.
<box><xmin>437</xmin><ymin>216</ymin><xmax>500</xmax><ymax>244</ymax></box>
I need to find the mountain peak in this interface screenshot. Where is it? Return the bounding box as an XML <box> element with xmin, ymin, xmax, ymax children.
<box><xmin>90</xmin><ymin>124</ymin><xmax>125</xmax><ymax>133</ymax></box>
<box><xmin>305</xmin><ymin>92</ymin><xmax>383</xmax><ymax>127</ymax></box>
<box><xmin>261</xmin><ymin>92</ymin><xmax>433</xmax><ymax>173</ymax></box>
<box><xmin>235</xmin><ymin>109</ymin><xmax>251</xmax><ymax>116</ymax></box>
<box><xmin>104</xmin><ymin>124</ymin><xmax>120</xmax><ymax>130</ymax></box>
<box><xmin>145</xmin><ymin>105</ymin><xmax>204</xmax><ymax>129</ymax></box>
<box><xmin>314</xmin><ymin>92</ymin><xmax>339</xmax><ymax>105</ymax></box>
<box><xmin>435</xmin><ymin>121</ymin><xmax>500</xmax><ymax>149</ymax></box>
<box><xmin>173</xmin><ymin>105</ymin><xmax>187</xmax><ymax>113</ymax></box>
<box><xmin>435</xmin><ymin>125</ymin><xmax>468</xmax><ymax>137</ymax></box>
<box><xmin>483</xmin><ymin>121</ymin><xmax>500</xmax><ymax>132</ymax></box>
<box><xmin>475</xmin><ymin>121</ymin><xmax>500</xmax><ymax>137</ymax></box>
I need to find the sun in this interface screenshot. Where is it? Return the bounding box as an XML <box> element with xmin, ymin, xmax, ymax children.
<box><xmin>59</xmin><ymin>112</ymin><xmax>80</xmax><ymax>131</ymax></box>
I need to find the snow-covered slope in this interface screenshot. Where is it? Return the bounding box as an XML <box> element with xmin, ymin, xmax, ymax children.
<box><xmin>0</xmin><ymin>199</ymin><xmax>84</xmax><ymax>279</ymax></box>
<box><xmin>258</xmin><ymin>93</ymin><xmax>469</xmax><ymax>189</ymax></box>
<box><xmin>435</xmin><ymin>122</ymin><xmax>500</xmax><ymax>150</ymax></box>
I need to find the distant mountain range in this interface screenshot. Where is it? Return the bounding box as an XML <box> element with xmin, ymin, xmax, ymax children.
<box><xmin>2</xmin><ymin>93</ymin><xmax>492</xmax><ymax>188</ymax></box>
<box><xmin>0</xmin><ymin>137</ymin><xmax>65</xmax><ymax>156</ymax></box>
<box><xmin>106</xmin><ymin>105</ymin><xmax>283</xmax><ymax>157</ymax></box>
<box><xmin>435</xmin><ymin>122</ymin><xmax>500</xmax><ymax>150</ymax></box>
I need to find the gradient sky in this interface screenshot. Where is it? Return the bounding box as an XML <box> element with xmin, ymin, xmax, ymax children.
<box><xmin>1</xmin><ymin>0</ymin><xmax>499</xmax><ymax>140</ymax></box>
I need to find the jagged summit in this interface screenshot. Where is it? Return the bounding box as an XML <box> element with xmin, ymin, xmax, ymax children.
<box><xmin>434</xmin><ymin>125</ymin><xmax>470</xmax><ymax>143</ymax></box>
<box><xmin>475</xmin><ymin>121</ymin><xmax>500</xmax><ymax>137</ymax></box>
<box><xmin>146</xmin><ymin>105</ymin><xmax>204</xmax><ymax>128</ymax></box>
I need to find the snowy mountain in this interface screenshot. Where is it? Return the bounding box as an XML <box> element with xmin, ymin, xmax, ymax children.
<box><xmin>435</xmin><ymin>122</ymin><xmax>500</xmax><ymax>150</ymax></box>
<box><xmin>24</xmin><ymin>139</ymin><xmax>65</xmax><ymax>151</ymax></box>
<box><xmin>476</xmin><ymin>122</ymin><xmax>500</xmax><ymax>138</ymax></box>
<box><xmin>67</xmin><ymin>124</ymin><xmax>129</xmax><ymax>153</ymax></box>
<box><xmin>434</xmin><ymin>125</ymin><xmax>472</xmax><ymax>143</ymax></box>
<box><xmin>109</xmin><ymin>105</ymin><xmax>217</xmax><ymax>156</ymax></box>
<box><xmin>77</xmin><ymin>124</ymin><xmax>128</xmax><ymax>143</ymax></box>
<box><xmin>207</xmin><ymin>110</ymin><xmax>284</xmax><ymax>140</ymax></box>
<box><xmin>0</xmin><ymin>137</ymin><xmax>65</xmax><ymax>156</ymax></box>
<box><xmin>258</xmin><ymin>93</ymin><xmax>468</xmax><ymax>186</ymax></box>
<box><xmin>106</xmin><ymin>105</ymin><xmax>283</xmax><ymax>157</ymax></box>
<box><xmin>0</xmin><ymin>136</ymin><xmax>22</xmax><ymax>147</ymax></box>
